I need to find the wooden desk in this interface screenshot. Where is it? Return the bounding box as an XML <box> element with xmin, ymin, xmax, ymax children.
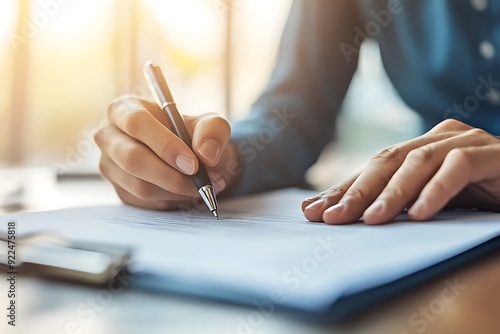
<box><xmin>0</xmin><ymin>169</ymin><xmax>499</xmax><ymax>334</ymax></box>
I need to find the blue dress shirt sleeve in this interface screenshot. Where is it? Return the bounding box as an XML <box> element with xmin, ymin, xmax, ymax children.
<box><xmin>228</xmin><ymin>0</ymin><xmax>362</xmax><ymax>195</ymax></box>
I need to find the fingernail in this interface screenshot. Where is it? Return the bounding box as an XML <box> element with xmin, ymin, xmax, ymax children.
<box><xmin>325</xmin><ymin>202</ymin><xmax>345</xmax><ymax>215</ymax></box>
<box><xmin>304</xmin><ymin>196</ymin><xmax>320</xmax><ymax>203</ymax></box>
<box><xmin>176</xmin><ymin>154</ymin><xmax>195</xmax><ymax>175</ymax></box>
<box><xmin>199</xmin><ymin>139</ymin><xmax>221</xmax><ymax>165</ymax></box>
<box><xmin>210</xmin><ymin>173</ymin><xmax>226</xmax><ymax>193</ymax></box>
<box><xmin>303</xmin><ymin>196</ymin><xmax>319</xmax><ymax>208</ymax></box>
<box><xmin>409</xmin><ymin>198</ymin><xmax>427</xmax><ymax>216</ymax></box>
<box><xmin>213</xmin><ymin>177</ymin><xmax>226</xmax><ymax>193</ymax></box>
<box><xmin>365</xmin><ymin>200</ymin><xmax>385</xmax><ymax>215</ymax></box>
<box><xmin>305</xmin><ymin>198</ymin><xmax>325</xmax><ymax>211</ymax></box>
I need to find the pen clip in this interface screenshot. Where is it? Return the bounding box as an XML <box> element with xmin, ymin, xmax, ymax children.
<box><xmin>144</xmin><ymin>60</ymin><xmax>176</xmax><ymax>108</ymax></box>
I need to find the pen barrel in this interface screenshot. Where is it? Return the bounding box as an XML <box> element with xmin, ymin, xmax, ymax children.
<box><xmin>192</xmin><ymin>166</ymin><xmax>212</xmax><ymax>190</ymax></box>
<box><xmin>164</xmin><ymin>104</ymin><xmax>213</xmax><ymax>190</ymax></box>
<box><xmin>164</xmin><ymin>104</ymin><xmax>192</xmax><ymax>146</ymax></box>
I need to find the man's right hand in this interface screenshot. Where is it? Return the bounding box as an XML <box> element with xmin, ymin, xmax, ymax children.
<box><xmin>95</xmin><ymin>95</ymin><xmax>240</xmax><ymax>210</ymax></box>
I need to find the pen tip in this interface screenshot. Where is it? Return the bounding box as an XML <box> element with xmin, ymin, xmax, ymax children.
<box><xmin>213</xmin><ymin>210</ymin><xmax>219</xmax><ymax>220</ymax></box>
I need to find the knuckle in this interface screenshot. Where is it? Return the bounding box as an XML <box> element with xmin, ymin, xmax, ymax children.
<box><xmin>442</xmin><ymin>148</ymin><xmax>474</xmax><ymax>184</ymax></box>
<box><xmin>406</xmin><ymin>146</ymin><xmax>433</xmax><ymax>167</ymax></box>
<box><xmin>386</xmin><ymin>186</ymin><xmax>406</xmax><ymax>200</ymax></box>
<box><xmin>130</xmin><ymin>178</ymin><xmax>153</xmax><ymax>200</ymax></box>
<box><xmin>441</xmin><ymin>118</ymin><xmax>463</xmax><ymax>128</ymax></box>
<box><xmin>372</xmin><ymin>145</ymin><xmax>401</xmax><ymax>164</ymax></box>
<box><xmin>326</xmin><ymin>185</ymin><xmax>347</xmax><ymax>196</ymax></box>
<box><xmin>466</xmin><ymin>128</ymin><xmax>489</xmax><ymax>138</ymax></box>
<box><xmin>123</xmin><ymin>109</ymin><xmax>149</xmax><ymax>136</ymax></box>
<box><xmin>323</xmin><ymin>181</ymin><xmax>351</xmax><ymax>198</ymax></box>
<box><xmin>463</xmin><ymin>128</ymin><xmax>498</xmax><ymax>146</ymax></box>
<box><xmin>121</xmin><ymin>145</ymin><xmax>144</xmax><ymax>174</ymax></box>
<box><xmin>435</xmin><ymin>118</ymin><xmax>464</xmax><ymax>130</ymax></box>
<box><xmin>430</xmin><ymin>179</ymin><xmax>449</xmax><ymax>196</ymax></box>
<box><xmin>447</xmin><ymin>147</ymin><xmax>471</xmax><ymax>166</ymax></box>
<box><xmin>344</xmin><ymin>187</ymin><xmax>367</xmax><ymax>201</ymax></box>
<box><xmin>432</xmin><ymin>119</ymin><xmax>469</xmax><ymax>132</ymax></box>
<box><xmin>94</xmin><ymin>129</ymin><xmax>104</xmax><ymax>146</ymax></box>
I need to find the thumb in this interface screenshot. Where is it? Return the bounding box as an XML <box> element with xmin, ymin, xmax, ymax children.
<box><xmin>186</xmin><ymin>113</ymin><xmax>231</xmax><ymax>167</ymax></box>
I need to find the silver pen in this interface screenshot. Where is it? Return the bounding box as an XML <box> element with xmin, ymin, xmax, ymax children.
<box><xmin>144</xmin><ymin>61</ymin><xmax>219</xmax><ymax>219</ymax></box>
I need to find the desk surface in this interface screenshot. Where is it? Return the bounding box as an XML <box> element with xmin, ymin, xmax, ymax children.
<box><xmin>1</xmin><ymin>169</ymin><xmax>499</xmax><ymax>334</ymax></box>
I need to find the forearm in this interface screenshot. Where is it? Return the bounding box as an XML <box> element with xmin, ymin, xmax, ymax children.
<box><xmin>224</xmin><ymin>0</ymin><xmax>362</xmax><ymax>195</ymax></box>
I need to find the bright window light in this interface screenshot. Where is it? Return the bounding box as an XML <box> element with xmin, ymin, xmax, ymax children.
<box><xmin>146</xmin><ymin>0</ymin><xmax>222</xmax><ymax>55</ymax></box>
<box><xmin>0</xmin><ymin>1</ymin><xmax>14</xmax><ymax>45</ymax></box>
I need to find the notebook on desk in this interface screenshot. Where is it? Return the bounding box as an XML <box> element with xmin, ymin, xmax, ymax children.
<box><xmin>2</xmin><ymin>188</ymin><xmax>500</xmax><ymax>320</ymax></box>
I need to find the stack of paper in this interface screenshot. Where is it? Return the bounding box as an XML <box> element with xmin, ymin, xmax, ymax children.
<box><xmin>3</xmin><ymin>189</ymin><xmax>500</xmax><ymax>318</ymax></box>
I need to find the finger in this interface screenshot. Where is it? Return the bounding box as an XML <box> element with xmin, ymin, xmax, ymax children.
<box><xmin>302</xmin><ymin>174</ymin><xmax>358</xmax><ymax>222</ymax></box>
<box><xmin>99</xmin><ymin>125</ymin><xmax>198</xmax><ymax>197</ymax></box>
<box><xmin>408</xmin><ymin>145</ymin><xmax>500</xmax><ymax>220</ymax></box>
<box><xmin>321</xmin><ymin>132</ymin><xmax>455</xmax><ymax>224</ymax></box>
<box><xmin>427</xmin><ymin>118</ymin><xmax>472</xmax><ymax>134</ymax></box>
<box><xmin>111</xmin><ymin>96</ymin><xmax>173</xmax><ymax>128</ymax></box>
<box><xmin>187</xmin><ymin>113</ymin><xmax>231</xmax><ymax>167</ymax></box>
<box><xmin>302</xmin><ymin>196</ymin><xmax>321</xmax><ymax>211</ymax></box>
<box><xmin>99</xmin><ymin>155</ymin><xmax>194</xmax><ymax>202</ymax></box>
<box><xmin>363</xmin><ymin>130</ymin><xmax>494</xmax><ymax>224</ymax></box>
<box><xmin>137</xmin><ymin>98</ymin><xmax>173</xmax><ymax>128</ymax></box>
<box><xmin>138</xmin><ymin>99</ymin><xmax>232</xmax><ymax>167</ymax></box>
<box><xmin>302</xmin><ymin>186</ymin><xmax>351</xmax><ymax>211</ymax></box>
<box><xmin>108</xmin><ymin>96</ymin><xmax>199</xmax><ymax>175</ymax></box>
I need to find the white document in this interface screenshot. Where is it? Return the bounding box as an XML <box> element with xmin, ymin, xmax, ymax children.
<box><xmin>3</xmin><ymin>188</ymin><xmax>500</xmax><ymax>312</ymax></box>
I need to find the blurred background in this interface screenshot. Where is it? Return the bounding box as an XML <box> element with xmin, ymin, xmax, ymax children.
<box><xmin>0</xmin><ymin>0</ymin><xmax>422</xmax><ymax>210</ymax></box>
